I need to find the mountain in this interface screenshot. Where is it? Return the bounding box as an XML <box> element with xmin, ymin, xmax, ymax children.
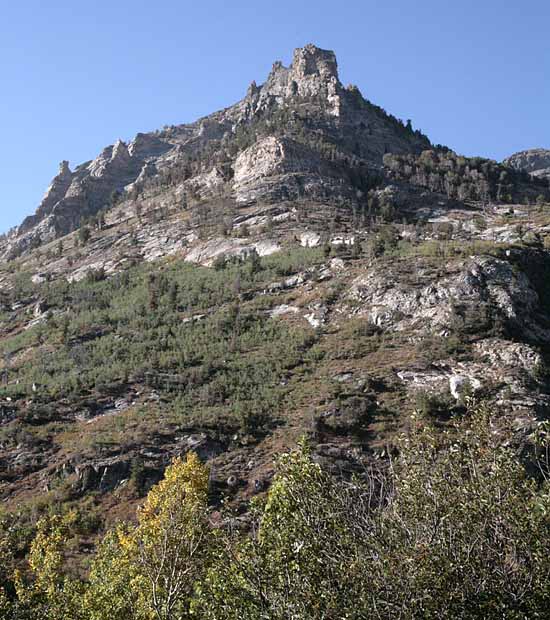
<box><xmin>504</xmin><ymin>148</ymin><xmax>550</xmax><ymax>180</ymax></box>
<box><xmin>1</xmin><ymin>43</ymin><xmax>550</xmax><ymax>549</ymax></box>
<box><xmin>1</xmin><ymin>44</ymin><xmax>430</xmax><ymax>261</ymax></box>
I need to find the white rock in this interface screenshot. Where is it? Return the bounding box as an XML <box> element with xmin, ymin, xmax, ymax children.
<box><xmin>300</xmin><ymin>232</ymin><xmax>321</xmax><ymax>247</ymax></box>
<box><xmin>32</xmin><ymin>273</ymin><xmax>48</xmax><ymax>285</ymax></box>
<box><xmin>449</xmin><ymin>375</ymin><xmax>481</xmax><ymax>400</ymax></box>
<box><xmin>269</xmin><ymin>304</ymin><xmax>300</xmax><ymax>318</ymax></box>
<box><xmin>305</xmin><ymin>313</ymin><xmax>322</xmax><ymax>328</ymax></box>
<box><xmin>304</xmin><ymin>303</ymin><xmax>328</xmax><ymax>328</ymax></box>
<box><xmin>185</xmin><ymin>238</ymin><xmax>280</xmax><ymax>267</ymax></box>
<box><xmin>329</xmin><ymin>258</ymin><xmax>345</xmax><ymax>270</ymax></box>
<box><xmin>331</xmin><ymin>235</ymin><xmax>355</xmax><ymax>246</ymax></box>
<box><xmin>347</xmin><ymin>256</ymin><xmax>544</xmax><ymax>339</ymax></box>
<box><xmin>253</xmin><ymin>240</ymin><xmax>281</xmax><ymax>257</ymax></box>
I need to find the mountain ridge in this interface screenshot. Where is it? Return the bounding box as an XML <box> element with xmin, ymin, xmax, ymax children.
<box><xmin>1</xmin><ymin>44</ymin><xmax>432</xmax><ymax>260</ymax></box>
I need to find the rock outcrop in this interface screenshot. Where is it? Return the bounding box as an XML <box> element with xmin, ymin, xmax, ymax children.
<box><xmin>2</xmin><ymin>138</ymin><xmax>165</xmax><ymax>260</ymax></box>
<box><xmin>184</xmin><ymin>236</ymin><xmax>281</xmax><ymax>267</ymax></box>
<box><xmin>236</xmin><ymin>44</ymin><xmax>342</xmax><ymax>119</ymax></box>
<box><xmin>347</xmin><ymin>255</ymin><xmax>548</xmax><ymax>342</ymax></box>
<box><xmin>232</xmin><ymin>136</ymin><xmax>351</xmax><ymax>204</ymax></box>
<box><xmin>504</xmin><ymin>148</ymin><xmax>550</xmax><ymax>181</ymax></box>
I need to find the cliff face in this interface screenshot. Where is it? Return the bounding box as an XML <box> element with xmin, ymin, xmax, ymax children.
<box><xmin>1</xmin><ymin>44</ymin><xmax>430</xmax><ymax>260</ymax></box>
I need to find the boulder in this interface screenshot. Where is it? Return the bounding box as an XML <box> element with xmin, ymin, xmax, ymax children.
<box><xmin>300</xmin><ymin>231</ymin><xmax>321</xmax><ymax>247</ymax></box>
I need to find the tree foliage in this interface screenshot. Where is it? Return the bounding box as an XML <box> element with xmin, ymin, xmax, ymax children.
<box><xmin>198</xmin><ymin>406</ymin><xmax>550</xmax><ymax>619</ymax></box>
<box><xmin>85</xmin><ymin>453</ymin><xmax>210</xmax><ymax>620</ymax></box>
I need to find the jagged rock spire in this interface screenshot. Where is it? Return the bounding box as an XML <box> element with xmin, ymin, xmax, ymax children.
<box><xmin>241</xmin><ymin>44</ymin><xmax>343</xmax><ymax>119</ymax></box>
<box><xmin>58</xmin><ymin>160</ymin><xmax>72</xmax><ymax>176</ymax></box>
<box><xmin>290</xmin><ymin>44</ymin><xmax>339</xmax><ymax>82</ymax></box>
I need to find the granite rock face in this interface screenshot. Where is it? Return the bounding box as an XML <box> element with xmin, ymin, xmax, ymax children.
<box><xmin>347</xmin><ymin>255</ymin><xmax>547</xmax><ymax>341</ymax></box>
<box><xmin>2</xmin><ymin>136</ymin><xmax>166</xmax><ymax>260</ymax></box>
<box><xmin>232</xmin><ymin>136</ymin><xmax>352</xmax><ymax>204</ymax></box>
<box><xmin>184</xmin><ymin>237</ymin><xmax>281</xmax><ymax>267</ymax></box>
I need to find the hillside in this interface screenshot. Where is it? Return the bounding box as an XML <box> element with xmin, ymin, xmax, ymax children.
<box><xmin>1</xmin><ymin>45</ymin><xmax>550</xmax><ymax>603</ymax></box>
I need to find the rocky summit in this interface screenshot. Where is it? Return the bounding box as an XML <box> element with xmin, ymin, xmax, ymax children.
<box><xmin>0</xmin><ymin>44</ymin><xmax>430</xmax><ymax>261</ymax></box>
<box><xmin>1</xmin><ymin>43</ymin><xmax>550</xmax><ymax>549</ymax></box>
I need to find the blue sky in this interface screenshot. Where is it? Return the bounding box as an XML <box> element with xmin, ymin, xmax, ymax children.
<box><xmin>1</xmin><ymin>0</ymin><xmax>549</xmax><ymax>233</ymax></box>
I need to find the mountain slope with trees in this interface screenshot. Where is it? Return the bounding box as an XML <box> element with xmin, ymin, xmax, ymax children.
<box><xmin>1</xmin><ymin>44</ymin><xmax>550</xmax><ymax>617</ymax></box>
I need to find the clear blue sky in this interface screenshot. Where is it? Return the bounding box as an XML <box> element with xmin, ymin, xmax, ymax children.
<box><xmin>1</xmin><ymin>0</ymin><xmax>549</xmax><ymax>233</ymax></box>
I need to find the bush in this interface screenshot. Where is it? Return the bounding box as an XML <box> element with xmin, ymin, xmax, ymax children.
<box><xmin>198</xmin><ymin>406</ymin><xmax>550</xmax><ymax>619</ymax></box>
<box><xmin>78</xmin><ymin>226</ymin><xmax>91</xmax><ymax>245</ymax></box>
<box><xmin>413</xmin><ymin>389</ymin><xmax>453</xmax><ymax>418</ymax></box>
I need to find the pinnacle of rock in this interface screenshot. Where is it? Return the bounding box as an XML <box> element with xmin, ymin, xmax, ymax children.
<box><xmin>111</xmin><ymin>139</ymin><xmax>130</xmax><ymax>162</ymax></box>
<box><xmin>290</xmin><ymin>44</ymin><xmax>339</xmax><ymax>82</ymax></box>
<box><xmin>58</xmin><ymin>160</ymin><xmax>72</xmax><ymax>176</ymax></box>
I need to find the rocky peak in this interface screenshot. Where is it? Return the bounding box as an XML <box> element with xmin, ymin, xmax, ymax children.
<box><xmin>15</xmin><ymin>160</ymin><xmax>75</xmax><ymax>237</ymax></box>
<box><xmin>112</xmin><ymin>139</ymin><xmax>130</xmax><ymax>162</ymax></box>
<box><xmin>2</xmin><ymin>43</ymin><xmax>433</xmax><ymax>261</ymax></box>
<box><xmin>87</xmin><ymin>140</ymin><xmax>132</xmax><ymax>179</ymax></box>
<box><xmin>44</xmin><ymin>160</ymin><xmax>74</xmax><ymax>201</ymax></box>
<box><xmin>290</xmin><ymin>44</ymin><xmax>339</xmax><ymax>82</ymax></box>
<box><xmin>88</xmin><ymin>146</ymin><xmax>114</xmax><ymax>177</ymax></box>
<box><xmin>247</xmin><ymin>80</ymin><xmax>260</xmax><ymax>97</ymax></box>
<box><xmin>239</xmin><ymin>44</ymin><xmax>344</xmax><ymax>120</ymax></box>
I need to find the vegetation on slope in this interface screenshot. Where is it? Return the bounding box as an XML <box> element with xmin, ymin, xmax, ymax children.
<box><xmin>384</xmin><ymin>150</ymin><xmax>550</xmax><ymax>204</ymax></box>
<box><xmin>0</xmin><ymin>247</ymin><xmax>324</xmax><ymax>435</ymax></box>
